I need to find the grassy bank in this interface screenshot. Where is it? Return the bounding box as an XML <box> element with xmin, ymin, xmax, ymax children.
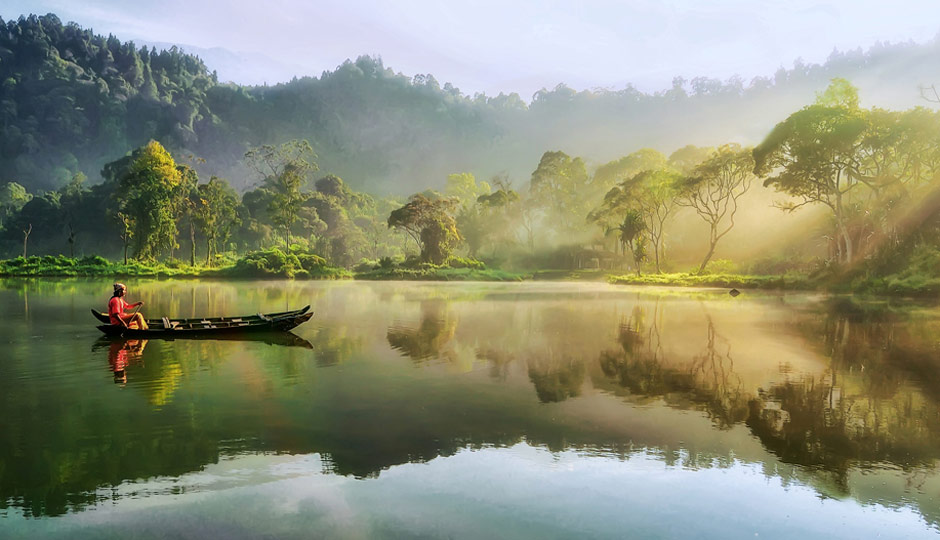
<box><xmin>5</xmin><ymin>254</ymin><xmax>940</xmax><ymax>296</ymax></box>
<box><xmin>355</xmin><ymin>267</ymin><xmax>526</xmax><ymax>281</ymax></box>
<box><xmin>607</xmin><ymin>270</ymin><xmax>940</xmax><ymax>298</ymax></box>
<box><xmin>607</xmin><ymin>272</ymin><xmax>813</xmax><ymax>290</ymax></box>
<box><xmin>0</xmin><ymin>251</ymin><xmax>351</xmax><ymax>280</ymax></box>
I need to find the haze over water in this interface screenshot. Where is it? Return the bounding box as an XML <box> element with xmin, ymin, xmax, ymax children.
<box><xmin>1</xmin><ymin>280</ymin><xmax>938</xmax><ymax>538</ymax></box>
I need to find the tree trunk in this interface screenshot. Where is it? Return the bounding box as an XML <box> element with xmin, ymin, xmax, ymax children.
<box><xmin>697</xmin><ymin>242</ymin><xmax>717</xmax><ymax>275</ymax></box>
<box><xmin>697</xmin><ymin>226</ymin><xmax>719</xmax><ymax>275</ymax></box>
<box><xmin>190</xmin><ymin>222</ymin><xmax>196</xmax><ymax>266</ymax></box>
<box><xmin>839</xmin><ymin>222</ymin><xmax>853</xmax><ymax>264</ymax></box>
<box><xmin>123</xmin><ymin>237</ymin><xmax>128</xmax><ymax>265</ymax></box>
<box><xmin>206</xmin><ymin>236</ymin><xmax>212</xmax><ymax>266</ymax></box>
<box><xmin>653</xmin><ymin>238</ymin><xmax>661</xmax><ymax>273</ymax></box>
<box><xmin>22</xmin><ymin>223</ymin><xmax>31</xmax><ymax>258</ymax></box>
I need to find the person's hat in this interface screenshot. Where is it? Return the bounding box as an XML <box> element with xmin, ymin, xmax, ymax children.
<box><xmin>113</xmin><ymin>283</ymin><xmax>126</xmax><ymax>293</ymax></box>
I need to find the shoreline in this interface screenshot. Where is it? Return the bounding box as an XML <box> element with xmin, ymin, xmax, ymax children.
<box><xmin>3</xmin><ymin>255</ymin><xmax>939</xmax><ymax>298</ymax></box>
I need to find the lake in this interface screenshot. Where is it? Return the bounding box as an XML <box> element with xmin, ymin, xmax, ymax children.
<box><xmin>0</xmin><ymin>279</ymin><xmax>938</xmax><ymax>539</ymax></box>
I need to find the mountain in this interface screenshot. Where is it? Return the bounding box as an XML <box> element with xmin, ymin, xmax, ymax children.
<box><xmin>1</xmin><ymin>13</ymin><xmax>939</xmax><ymax>195</ymax></box>
<box><xmin>135</xmin><ymin>41</ymin><xmax>307</xmax><ymax>86</ymax></box>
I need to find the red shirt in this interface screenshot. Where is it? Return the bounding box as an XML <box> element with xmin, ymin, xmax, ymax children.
<box><xmin>108</xmin><ymin>296</ymin><xmax>129</xmax><ymax>325</ymax></box>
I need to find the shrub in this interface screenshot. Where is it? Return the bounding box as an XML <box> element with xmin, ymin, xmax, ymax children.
<box><xmin>354</xmin><ymin>259</ymin><xmax>379</xmax><ymax>272</ymax></box>
<box><xmin>446</xmin><ymin>256</ymin><xmax>486</xmax><ymax>270</ymax></box>
<box><xmin>79</xmin><ymin>255</ymin><xmax>110</xmax><ymax>266</ymax></box>
<box><xmin>702</xmin><ymin>258</ymin><xmax>737</xmax><ymax>274</ymax></box>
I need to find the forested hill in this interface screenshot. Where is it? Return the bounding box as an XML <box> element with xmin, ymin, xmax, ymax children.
<box><xmin>2</xmin><ymin>13</ymin><xmax>940</xmax><ymax>194</ymax></box>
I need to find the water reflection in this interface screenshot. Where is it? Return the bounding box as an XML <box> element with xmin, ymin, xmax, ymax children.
<box><xmin>386</xmin><ymin>300</ymin><xmax>457</xmax><ymax>362</ymax></box>
<box><xmin>1</xmin><ymin>280</ymin><xmax>939</xmax><ymax>533</ymax></box>
<box><xmin>105</xmin><ymin>338</ymin><xmax>147</xmax><ymax>384</ymax></box>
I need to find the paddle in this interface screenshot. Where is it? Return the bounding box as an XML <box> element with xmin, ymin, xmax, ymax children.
<box><xmin>121</xmin><ymin>302</ymin><xmax>143</xmax><ymax>332</ymax></box>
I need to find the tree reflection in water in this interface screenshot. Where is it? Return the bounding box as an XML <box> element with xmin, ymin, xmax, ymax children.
<box><xmin>598</xmin><ymin>303</ymin><xmax>748</xmax><ymax>427</ymax></box>
<box><xmin>386</xmin><ymin>300</ymin><xmax>457</xmax><ymax>362</ymax></box>
<box><xmin>526</xmin><ymin>353</ymin><xmax>586</xmax><ymax>403</ymax></box>
<box><xmin>747</xmin><ymin>298</ymin><xmax>940</xmax><ymax>486</ymax></box>
<box><xmin>593</xmin><ymin>297</ymin><xmax>940</xmax><ymax>495</ymax></box>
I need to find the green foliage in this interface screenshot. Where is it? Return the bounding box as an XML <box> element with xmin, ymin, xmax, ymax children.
<box><xmin>445</xmin><ymin>172</ymin><xmax>491</xmax><ymax>207</ymax></box>
<box><xmin>388</xmin><ymin>193</ymin><xmax>460</xmax><ymax>264</ymax></box>
<box><xmin>591</xmin><ymin>167</ymin><xmax>679</xmax><ymax>273</ymax></box>
<box><xmin>226</xmin><ymin>247</ymin><xmax>343</xmax><ymax>279</ymax></box>
<box><xmin>193</xmin><ymin>176</ymin><xmax>240</xmax><ymax>264</ymax></box>
<box><xmin>113</xmin><ymin>140</ymin><xmax>183</xmax><ymax>260</ymax></box>
<box><xmin>675</xmin><ymin>143</ymin><xmax>755</xmax><ymax>274</ymax></box>
<box><xmin>356</xmin><ymin>266</ymin><xmax>523</xmax><ymax>282</ymax></box>
<box><xmin>529</xmin><ymin>150</ymin><xmax>592</xmax><ymax>237</ymax></box>
<box><xmin>244</xmin><ymin>140</ymin><xmax>319</xmax><ymax>250</ymax></box>
<box><xmin>0</xmin><ymin>181</ymin><xmax>32</xmax><ymax>227</ymax></box>
<box><xmin>445</xmin><ymin>256</ymin><xmax>486</xmax><ymax>270</ymax></box>
<box><xmin>608</xmin><ymin>272</ymin><xmax>811</xmax><ymax>290</ymax></box>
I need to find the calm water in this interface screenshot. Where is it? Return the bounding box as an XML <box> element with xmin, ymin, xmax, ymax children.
<box><xmin>0</xmin><ymin>279</ymin><xmax>938</xmax><ymax>539</ymax></box>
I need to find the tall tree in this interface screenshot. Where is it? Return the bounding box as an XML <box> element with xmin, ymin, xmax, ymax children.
<box><xmin>244</xmin><ymin>140</ymin><xmax>318</xmax><ymax>250</ymax></box>
<box><xmin>112</xmin><ymin>140</ymin><xmax>183</xmax><ymax>260</ymax></box>
<box><xmin>676</xmin><ymin>144</ymin><xmax>755</xmax><ymax>274</ymax></box>
<box><xmin>193</xmin><ymin>177</ymin><xmax>240</xmax><ymax>265</ymax></box>
<box><xmin>612</xmin><ymin>210</ymin><xmax>646</xmax><ymax>276</ymax></box>
<box><xmin>0</xmin><ymin>182</ymin><xmax>32</xmax><ymax>229</ymax></box>
<box><xmin>753</xmin><ymin>79</ymin><xmax>867</xmax><ymax>264</ymax></box>
<box><xmin>591</xmin><ymin>168</ymin><xmax>678</xmax><ymax>273</ymax></box>
<box><xmin>529</xmin><ymin>151</ymin><xmax>592</xmax><ymax>238</ymax></box>
<box><xmin>388</xmin><ymin>193</ymin><xmax>460</xmax><ymax>264</ymax></box>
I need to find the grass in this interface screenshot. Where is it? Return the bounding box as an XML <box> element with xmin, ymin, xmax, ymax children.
<box><xmin>6</xmin><ymin>254</ymin><xmax>940</xmax><ymax>296</ymax></box>
<box><xmin>0</xmin><ymin>254</ymin><xmax>351</xmax><ymax>280</ymax></box>
<box><xmin>355</xmin><ymin>267</ymin><xmax>526</xmax><ymax>281</ymax></box>
<box><xmin>607</xmin><ymin>272</ymin><xmax>813</xmax><ymax>290</ymax></box>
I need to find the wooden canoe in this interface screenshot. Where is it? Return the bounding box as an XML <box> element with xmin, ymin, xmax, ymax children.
<box><xmin>92</xmin><ymin>305</ymin><xmax>313</xmax><ymax>337</ymax></box>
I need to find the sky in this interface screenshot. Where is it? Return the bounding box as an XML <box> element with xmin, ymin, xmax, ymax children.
<box><xmin>4</xmin><ymin>0</ymin><xmax>940</xmax><ymax>98</ymax></box>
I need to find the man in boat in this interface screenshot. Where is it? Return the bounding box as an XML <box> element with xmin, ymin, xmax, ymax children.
<box><xmin>109</xmin><ymin>283</ymin><xmax>149</xmax><ymax>330</ymax></box>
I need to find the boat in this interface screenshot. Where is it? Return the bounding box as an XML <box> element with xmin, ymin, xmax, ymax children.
<box><xmin>91</xmin><ymin>305</ymin><xmax>313</xmax><ymax>337</ymax></box>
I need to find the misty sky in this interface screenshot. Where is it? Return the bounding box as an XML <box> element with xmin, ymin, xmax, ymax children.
<box><xmin>4</xmin><ymin>1</ymin><xmax>940</xmax><ymax>98</ymax></box>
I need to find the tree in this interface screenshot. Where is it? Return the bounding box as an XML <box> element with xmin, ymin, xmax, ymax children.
<box><xmin>445</xmin><ymin>172</ymin><xmax>492</xmax><ymax>258</ymax></box>
<box><xmin>612</xmin><ymin>210</ymin><xmax>646</xmax><ymax>276</ymax></box>
<box><xmin>112</xmin><ymin>140</ymin><xmax>183</xmax><ymax>260</ymax></box>
<box><xmin>529</xmin><ymin>151</ymin><xmax>592</xmax><ymax>238</ymax></box>
<box><xmin>753</xmin><ymin>79</ymin><xmax>867</xmax><ymax>264</ymax></box>
<box><xmin>591</xmin><ymin>168</ymin><xmax>678</xmax><ymax>273</ymax></box>
<box><xmin>0</xmin><ymin>182</ymin><xmax>32</xmax><ymax>229</ymax></box>
<box><xmin>667</xmin><ymin>145</ymin><xmax>714</xmax><ymax>174</ymax></box>
<box><xmin>22</xmin><ymin>223</ymin><xmax>31</xmax><ymax>258</ymax></box>
<box><xmin>244</xmin><ymin>140</ymin><xmax>318</xmax><ymax>250</ymax></box>
<box><xmin>176</xmin><ymin>164</ymin><xmax>200</xmax><ymax>265</ymax></box>
<box><xmin>445</xmin><ymin>172</ymin><xmax>491</xmax><ymax>207</ymax></box>
<box><xmin>388</xmin><ymin>193</ymin><xmax>460</xmax><ymax>264</ymax></box>
<box><xmin>117</xmin><ymin>212</ymin><xmax>133</xmax><ymax>264</ymax></box>
<box><xmin>592</xmin><ymin>149</ymin><xmax>668</xmax><ymax>192</ymax></box>
<box><xmin>676</xmin><ymin>144</ymin><xmax>755</xmax><ymax>274</ymax></box>
<box><xmin>193</xmin><ymin>177</ymin><xmax>240</xmax><ymax>265</ymax></box>
<box><xmin>59</xmin><ymin>172</ymin><xmax>87</xmax><ymax>258</ymax></box>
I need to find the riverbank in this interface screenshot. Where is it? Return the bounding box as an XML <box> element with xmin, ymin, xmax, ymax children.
<box><xmin>0</xmin><ymin>253</ymin><xmax>352</xmax><ymax>280</ymax></box>
<box><xmin>607</xmin><ymin>270</ymin><xmax>940</xmax><ymax>298</ymax></box>
<box><xmin>5</xmin><ymin>255</ymin><xmax>939</xmax><ymax>296</ymax></box>
<box><xmin>0</xmin><ymin>254</ymin><xmax>522</xmax><ymax>282</ymax></box>
<box><xmin>355</xmin><ymin>267</ymin><xmax>525</xmax><ymax>281</ymax></box>
<box><xmin>607</xmin><ymin>272</ymin><xmax>812</xmax><ymax>290</ymax></box>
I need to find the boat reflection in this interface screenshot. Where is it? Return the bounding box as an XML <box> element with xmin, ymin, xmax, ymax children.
<box><xmin>93</xmin><ymin>331</ymin><xmax>313</xmax><ymax>352</ymax></box>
